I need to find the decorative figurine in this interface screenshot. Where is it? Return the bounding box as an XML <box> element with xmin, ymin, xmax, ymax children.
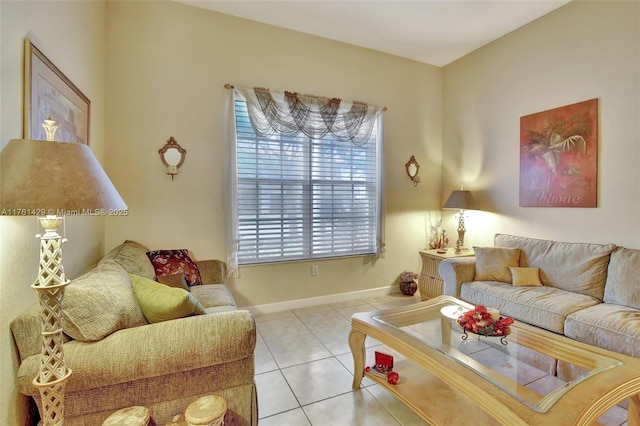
<box><xmin>437</xmin><ymin>230</ymin><xmax>449</xmax><ymax>253</ymax></box>
<box><xmin>455</xmin><ymin>239</ymin><xmax>462</xmax><ymax>254</ymax></box>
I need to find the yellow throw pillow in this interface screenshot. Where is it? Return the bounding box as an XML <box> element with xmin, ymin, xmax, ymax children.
<box><xmin>510</xmin><ymin>267</ymin><xmax>543</xmax><ymax>287</ymax></box>
<box><xmin>130</xmin><ymin>274</ymin><xmax>206</xmax><ymax>323</ymax></box>
<box><xmin>473</xmin><ymin>247</ymin><xmax>521</xmax><ymax>283</ymax></box>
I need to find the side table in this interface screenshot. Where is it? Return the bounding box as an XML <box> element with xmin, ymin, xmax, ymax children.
<box><xmin>418</xmin><ymin>249</ymin><xmax>474</xmax><ymax>300</ymax></box>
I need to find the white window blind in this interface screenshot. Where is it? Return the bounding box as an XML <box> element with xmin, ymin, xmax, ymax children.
<box><xmin>235</xmin><ymin>99</ymin><xmax>380</xmax><ymax>264</ymax></box>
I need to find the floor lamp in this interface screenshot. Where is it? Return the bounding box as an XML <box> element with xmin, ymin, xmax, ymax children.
<box><xmin>0</xmin><ymin>128</ymin><xmax>126</xmax><ymax>425</ymax></box>
<box><xmin>443</xmin><ymin>183</ymin><xmax>476</xmax><ymax>250</ymax></box>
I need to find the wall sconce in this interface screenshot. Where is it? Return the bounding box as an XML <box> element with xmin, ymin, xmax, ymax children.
<box><xmin>159</xmin><ymin>136</ymin><xmax>186</xmax><ymax>180</ymax></box>
<box><xmin>405</xmin><ymin>155</ymin><xmax>420</xmax><ymax>186</ymax></box>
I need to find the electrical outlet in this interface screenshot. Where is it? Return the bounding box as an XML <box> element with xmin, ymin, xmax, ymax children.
<box><xmin>311</xmin><ymin>265</ymin><xmax>319</xmax><ymax>276</ymax></box>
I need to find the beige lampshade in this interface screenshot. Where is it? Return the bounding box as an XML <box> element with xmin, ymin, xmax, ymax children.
<box><xmin>443</xmin><ymin>190</ymin><xmax>476</xmax><ymax>210</ymax></box>
<box><xmin>0</xmin><ymin>139</ymin><xmax>126</xmax><ymax>214</ymax></box>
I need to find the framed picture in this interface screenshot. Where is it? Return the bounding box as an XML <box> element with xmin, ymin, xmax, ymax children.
<box><xmin>23</xmin><ymin>39</ymin><xmax>90</xmax><ymax>145</ymax></box>
<box><xmin>519</xmin><ymin>99</ymin><xmax>598</xmax><ymax>207</ymax></box>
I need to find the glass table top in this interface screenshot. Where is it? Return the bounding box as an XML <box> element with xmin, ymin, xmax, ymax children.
<box><xmin>372</xmin><ymin>298</ymin><xmax>623</xmax><ymax>413</ymax></box>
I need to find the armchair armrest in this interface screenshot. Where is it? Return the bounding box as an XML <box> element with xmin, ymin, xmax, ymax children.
<box><xmin>196</xmin><ymin>259</ymin><xmax>226</xmax><ymax>284</ymax></box>
<box><xmin>439</xmin><ymin>257</ymin><xmax>476</xmax><ymax>298</ymax></box>
<box><xmin>17</xmin><ymin>310</ymin><xmax>255</xmax><ymax>395</ymax></box>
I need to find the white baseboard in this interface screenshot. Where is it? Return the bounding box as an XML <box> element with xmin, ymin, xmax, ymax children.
<box><xmin>244</xmin><ymin>285</ymin><xmax>400</xmax><ymax>315</ymax></box>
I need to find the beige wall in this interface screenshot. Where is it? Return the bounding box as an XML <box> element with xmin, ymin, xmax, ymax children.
<box><xmin>0</xmin><ymin>1</ymin><xmax>108</xmax><ymax>423</ymax></box>
<box><xmin>442</xmin><ymin>0</ymin><xmax>640</xmax><ymax>248</ymax></box>
<box><xmin>104</xmin><ymin>1</ymin><xmax>443</xmax><ymax>308</ymax></box>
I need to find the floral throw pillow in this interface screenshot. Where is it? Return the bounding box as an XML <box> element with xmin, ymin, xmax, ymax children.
<box><xmin>146</xmin><ymin>249</ymin><xmax>202</xmax><ymax>286</ymax></box>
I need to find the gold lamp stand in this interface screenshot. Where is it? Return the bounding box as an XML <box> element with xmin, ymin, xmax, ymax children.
<box><xmin>454</xmin><ymin>210</ymin><xmax>467</xmax><ymax>249</ymax></box>
<box><xmin>32</xmin><ymin>216</ymin><xmax>72</xmax><ymax>425</ymax></box>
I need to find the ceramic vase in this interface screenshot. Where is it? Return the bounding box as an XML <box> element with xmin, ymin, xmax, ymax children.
<box><xmin>400</xmin><ymin>280</ymin><xmax>418</xmax><ymax>296</ymax></box>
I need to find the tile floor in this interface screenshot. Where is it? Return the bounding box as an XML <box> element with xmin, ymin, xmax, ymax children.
<box><xmin>253</xmin><ymin>293</ymin><xmax>628</xmax><ymax>426</ymax></box>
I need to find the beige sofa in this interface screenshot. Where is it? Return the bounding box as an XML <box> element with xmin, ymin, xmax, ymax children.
<box><xmin>11</xmin><ymin>240</ymin><xmax>258</xmax><ymax>425</ymax></box>
<box><xmin>439</xmin><ymin>234</ymin><xmax>640</xmax><ymax>361</ymax></box>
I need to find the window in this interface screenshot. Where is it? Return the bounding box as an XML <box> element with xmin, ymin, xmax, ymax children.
<box><xmin>234</xmin><ymin>99</ymin><xmax>382</xmax><ymax>264</ymax></box>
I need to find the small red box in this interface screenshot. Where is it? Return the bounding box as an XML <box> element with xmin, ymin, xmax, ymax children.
<box><xmin>374</xmin><ymin>351</ymin><xmax>393</xmax><ymax>374</ymax></box>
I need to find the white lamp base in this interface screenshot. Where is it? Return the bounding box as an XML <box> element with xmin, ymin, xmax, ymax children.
<box><xmin>32</xmin><ymin>216</ymin><xmax>72</xmax><ymax>425</ymax></box>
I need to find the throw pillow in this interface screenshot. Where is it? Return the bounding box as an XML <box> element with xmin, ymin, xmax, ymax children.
<box><xmin>473</xmin><ymin>246</ymin><xmax>521</xmax><ymax>283</ymax></box>
<box><xmin>603</xmin><ymin>247</ymin><xmax>640</xmax><ymax>309</ymax></box>
<box><xmin>146</xmin><ymin>249</ymin><xmax>202</xmax><ymax>286</ymax></box>
<box><xmin>130</xmin><ymin>274</ymin><xmax>206</xmax><ymax>323</ymax></box>
<box><xmin>510</xmin><ymin>267</ymin><xmax>543</xmax><ymax>287</ymax></box>
<box><xmin>62</xmin><ymin>260</ymin><xmax>148</xmax><ymax>342</ymax></box>
<box><xmin>157</xmin><ymin>273</ymin><xmax>190</xmax><ymax>292</ymax></box>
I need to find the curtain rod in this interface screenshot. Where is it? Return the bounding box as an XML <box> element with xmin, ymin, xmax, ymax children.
<box><xmin>224</xmin><ymin>84</ymin><xmax>388</xmax><ymax>111</ymax></box>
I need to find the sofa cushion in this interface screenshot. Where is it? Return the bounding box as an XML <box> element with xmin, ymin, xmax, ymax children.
<box><xmin>460</xmin><ymin>281</ymin><xmax>601</xmax><ymax>334</ymax></box>
<box><xmin>510</xmin><ymin>267</ymin><xmax>543</xmax><ymax>287</ymax></box>
<box><xmin>494</xmin><ymin>234</ymin><xmax>615</xmax><ymax>299</ymax></box>
<box><xmin>473</xmin><ymin>247</ymin><xmax>520</xmax><ymax>283</ymax></box>
<box><xmin>100</xmin><ymin>240</ymin><xmax>156</xmax><ymax>279</ymax></box>
<box><xmin>62</xmin><ymin>260</ymin><xmax>148</xmax><ymax>342</ymax></box>
<box><xmin>190</xmin><ymin>285</ymin><xmax>236</xmax><ymax>313</ymax></box>
<box><xmin>604</xmin><ymin>247</ymin><xmax>640</xmax><ymax>310</ymax></box>
<box><xmin>157</xmin><ymin>273</ymin><xmax>191</xmax><ymax>292</ymax></box>
<box><xmin>130</xmin><ymin>274</ymin><xmax>205</xmax><ymax>323</ymax></box>
<box><xmin>147</xmin><ymin>249</ymin><xmax>202</xmax><ymax>286</ymax></box>
<box><xmin>565</xmin><ymin>303</ymin><xmax>640</xmax><ymax>358</ymax></box>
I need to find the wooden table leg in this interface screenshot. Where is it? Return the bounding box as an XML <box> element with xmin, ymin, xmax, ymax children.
<box><xmin>629</xmin><ymin>394</ymin><xmax>640</xmax><ymax>426</ymax></box>
<box><xmin>349</xmin><ymin>328</ymin><xmax>366</xmax><ymax>389</ymax></box>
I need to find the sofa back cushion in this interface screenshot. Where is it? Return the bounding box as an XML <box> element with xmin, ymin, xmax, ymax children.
<box><xmin>62</xmin><ymin>260</ymin><xmax>148</xmax><ymax>341</ymax></box>
<box><xmin>473</xmin><ymin>247</ymin><xmax>521</xmax><ymax>283</ymax></box>
<box><xmin>604</xmin><ymin>247</ymin><xmax>640</xmax><ymax>309</ymax></box>
<box><xmin>494</xmin><ymin>234</ymin><xmax>615</xmax><ymax>300</ymax></box>
<box><xmin>100</xmin><ymin>240</ymin><xmax>156</xmax><ymax>279</ymax></box>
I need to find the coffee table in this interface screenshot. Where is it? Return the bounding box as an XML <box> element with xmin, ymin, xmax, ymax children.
<box><xmin>349</xmin><ymin>295</ymin><xmax>640</xmax><ymax>425</ymax></box>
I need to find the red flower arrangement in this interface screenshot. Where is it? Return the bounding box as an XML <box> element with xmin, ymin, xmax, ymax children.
<box><xmin>456</xmin><ymin>305</ymin><xmax>514</xmax><ymax>337</ymax></box>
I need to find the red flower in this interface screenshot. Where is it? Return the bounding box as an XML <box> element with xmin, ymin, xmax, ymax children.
<box><xmin>456</xmin><ymin>304</ymin><xmax>513</xmax><ymax>337</ymax></box>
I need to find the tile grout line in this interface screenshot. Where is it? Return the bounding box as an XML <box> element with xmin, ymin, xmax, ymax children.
<box><xmin>256</xmin><ymin>300</ymin><xmax>409</xmax><ymax>425</ymax></box>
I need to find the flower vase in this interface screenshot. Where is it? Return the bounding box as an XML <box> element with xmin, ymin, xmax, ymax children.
<box><xmin>400</xmin><ymin>280</ymin><xmax>418</xmax><ymax>296</ymax></box>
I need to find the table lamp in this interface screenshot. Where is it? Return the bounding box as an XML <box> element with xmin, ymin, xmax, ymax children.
<box><xmin>0</xmin><ymin>122</ymin><xmax>126</xmax><ymax>425</ymax></box>
<box><xmin>443</xmin><ymin>183</ymin><xmax>476</xmax><ymax>250</ymax></box>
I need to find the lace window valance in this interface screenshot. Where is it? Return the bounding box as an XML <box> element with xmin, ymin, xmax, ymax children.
<box><xmin>233</xmin><ymin>86</ymin><xmax>384</xmax><ymax>146</ymax></box>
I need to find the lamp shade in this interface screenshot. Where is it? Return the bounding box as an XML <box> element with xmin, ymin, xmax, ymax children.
<box><xmin>443</xmin><ymin>190</ymin><xmax>476</xmax><ymax>210</ymax></box>
<box><xmin>0</xmin><ymin>139</ymin><xmax>126</xmax><ymax>214</ymax></box>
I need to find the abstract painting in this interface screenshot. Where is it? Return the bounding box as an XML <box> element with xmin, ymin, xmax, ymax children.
<box><xmin>520</xmin><ymin>99</ymin><xmax>598</xmax><ymax>207</ymax></box>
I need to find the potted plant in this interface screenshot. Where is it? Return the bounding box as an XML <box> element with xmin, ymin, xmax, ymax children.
<box><xmin>398</xmin><ymin>271</ymin><xmax>418</xmax><ymax>296</ymax></box>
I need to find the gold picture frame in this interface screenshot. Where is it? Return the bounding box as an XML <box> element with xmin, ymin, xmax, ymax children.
<box><xmin>23</xmin><ymin>39</ymin><xmax>90</xmax><ymax>144</ymax></box>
